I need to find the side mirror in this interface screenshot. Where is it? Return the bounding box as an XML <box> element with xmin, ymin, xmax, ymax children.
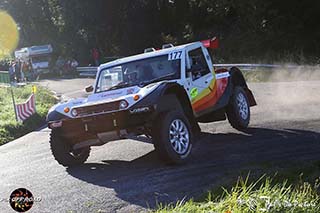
<box><xmin>85</xmin><ymin>85</ymin><xmax>94</xmax><ymax>93</ymax></box>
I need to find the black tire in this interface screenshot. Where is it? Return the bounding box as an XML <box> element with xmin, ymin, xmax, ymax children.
<box><xmin>226</xmin><ymin>86</ymin><xmax>250</xmax><ymax>130</ymax></box>
<box><xmin>153</xmin><ymin>110</ymin><xmax>193</xmax><ymax>164</ymax></box>
<box><xmin>50</xmin><ymin>129</ymin><xmax>90</xmax><ymax>167</ymax></box>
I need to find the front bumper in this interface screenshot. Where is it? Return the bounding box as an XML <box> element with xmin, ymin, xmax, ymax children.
<box><xmin>48</xmin><ymin>106</ymin><xmax>155</xmax><ymax>143</ymax></box>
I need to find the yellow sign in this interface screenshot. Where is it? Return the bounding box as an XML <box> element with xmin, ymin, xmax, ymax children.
<box><xmin>32</xmin><ymin>85</ymin><xmax>37</xmax><ymax>94</ymax></box>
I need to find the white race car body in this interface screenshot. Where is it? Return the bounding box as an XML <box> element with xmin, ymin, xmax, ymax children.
<box><xmin>46</xmin><ymin>39</ymin><xmax>256</xmax><ymax>161</ymax></box>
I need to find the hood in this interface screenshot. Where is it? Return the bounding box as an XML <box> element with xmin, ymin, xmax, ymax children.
<box><xmin>51</xmin><ymin>81</ymin><xmax>163</xmax><ymax>118</ymax></box>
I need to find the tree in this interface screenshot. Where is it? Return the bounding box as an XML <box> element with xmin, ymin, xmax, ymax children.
<box><xmin>1</xmin><ymin>0</ymin><xmax>320</xmax><ymax>64</ymax></box>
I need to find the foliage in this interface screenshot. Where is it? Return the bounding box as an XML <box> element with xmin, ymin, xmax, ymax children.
<box><xmin>0</xmin><ymin>85</ymin><xmax>56</xmax><ymax>145</ymax></box>
<box><xmin>156</xmin><ymin>175</ymin><xmax>320</xmax><ymax>213</ymax></box>
<box><xmin>0</xmin><ymin>0</ymin><xmax>320</xmax><ymax>64</ymax></box>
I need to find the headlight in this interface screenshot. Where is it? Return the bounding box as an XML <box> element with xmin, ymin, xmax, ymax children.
<box><xmin>71</xmin><ymin>108</ymin><xmax>78</xmax><ymax>117</ymax></box>
<box><xmin>119</xmin><ymin>100</ymin><xmax>128</xmax><ymax>109</ymax></box>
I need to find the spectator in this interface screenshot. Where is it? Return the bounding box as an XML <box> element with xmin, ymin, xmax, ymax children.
<box><xmin>91</xmin><ymin>48</ymin><xmax>100</xmax><ymax>66</ymax></box>
<box><xmin>55</xmin><ymin>56</ymin><xmax>65</xmax><ymax>75</ymax></box>
<box><xmin>22</xmin><ymin>61</ymin><xmax>29</xmax><ymax>80</ymax></box>
<box><xmin>15</xmin><ymin>60</ymin><xmax>21</xmax><ymax>82</ymax></box>
<box><xmin>63</xmin><ymin>59</ymin><xmax>71</xmax><ymax>75</ymax></box>
<box><xmin>70</xmin><ymin>58</ymin><xmax>79</xmax><ymax>76</ymax></box>
<box><xmin>28</xmin><ymin>59</ymin><xmax>36</xmax><ymax>80</ymax></box>
<box><xmin>8</xmin><ymin>61</ymin><xmax>15</xmax><ymax>83</ymax></box>
<box><xmin>28</xmin><ymin>59</ymin><xmax>33</xmax><ymax>72</ymax></box>
<box><xmin>71</xmin><ymin>58</ymin><xmax>79</xmax><ymax>68</ymax></box>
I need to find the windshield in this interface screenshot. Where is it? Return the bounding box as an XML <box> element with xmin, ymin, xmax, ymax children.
<box><xmin>95</xmin><ymin>54</ymin><xmax>181</xmax><ymax>93</ymax></box>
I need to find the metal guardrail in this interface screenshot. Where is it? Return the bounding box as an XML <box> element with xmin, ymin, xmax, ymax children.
<box><xmin>215</xmin><ymin>64</ymin><xmax>320</xmax><ymax>71</ymax></box>
<box><xmin>76</xmin><ymin>67</ymin><xmax>98</xmax><ymax>77</ymax></box>
<box><xmin>212</xmin><ymin>64</ymin><xmax>302</xmax><ymax>71</ymax></box>
<box><xmin>214</xmin><ymin>64</ymin><xmax>281</xmax><ymax>68</ymax></box>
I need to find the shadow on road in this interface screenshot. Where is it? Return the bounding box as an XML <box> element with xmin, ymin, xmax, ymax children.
<box><xmin>66</xmin><ymin>127</ymin><xmax>320</xmax><ymax>209</ymax></box>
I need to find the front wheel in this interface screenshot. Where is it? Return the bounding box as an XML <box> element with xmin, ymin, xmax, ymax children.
<box><xmin>226</xmin><ymin>86</ymin><xmax>250</xmax><ymax>130</ymax></box>
<box><xmin>50</xmin><ymin>129</ymin><xmax>90</xmax><ymax>167</ymax></box>
<box><xmin>153</xmin><ymin>110</ymin><xmax>193</xmax><ymax>164</ymax></box>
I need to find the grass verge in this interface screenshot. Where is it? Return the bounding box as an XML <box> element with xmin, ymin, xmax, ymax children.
<box><xmin>0</xmin><ymin>84</ymin><xmax>57</xmax><ymax>145</ymax></box>
<box><xmin>156</xmin><ymin>162</ymin><xmax>320</xmax><ymax>213</ymax></box>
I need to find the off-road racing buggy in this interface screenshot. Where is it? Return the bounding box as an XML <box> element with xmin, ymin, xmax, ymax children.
<box><xmin>47</xmin><ymin>38</ymin><xmax>257</xmax><ymax>166</ymax></box>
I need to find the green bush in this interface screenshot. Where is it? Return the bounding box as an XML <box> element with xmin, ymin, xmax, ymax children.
<box><xmin>0</xmin><ymin>85</ymin><xmax>57</xmax><ymax>145</ymax></box>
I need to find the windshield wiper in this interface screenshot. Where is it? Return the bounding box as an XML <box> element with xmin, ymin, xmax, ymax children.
<box><xmin>107</xmin><ymin>82</ymin><xmax>131</xmax><ymax>91</ymax></box>
<box><xmin>139</xmin><ymin>72</ymin><xmax>176</xmax><ymax>87</ymax></box>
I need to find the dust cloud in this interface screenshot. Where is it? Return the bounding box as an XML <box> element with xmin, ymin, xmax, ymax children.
<box><xmin>247</xmin><ymin>66</ymin><xmax>320</xmax><ymax>123</ymax></box>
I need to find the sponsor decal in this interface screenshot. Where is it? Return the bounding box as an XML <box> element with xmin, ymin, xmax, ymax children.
<box><xmin>100</xmin><ymin>91</ymin><xmax>123</xmax><ymax>98</ymax></box>
<box><xmin>129</xmin><ymin>107</ymin><xmax>150</xmax><ymax>114</ymax></box>
<box><xmin>190</xmin><ymin>87</ymin><xmax>198</xmax><ymax>99</ymax></box>
<box><xmin>215</xmin><ymin>72</ymin><xmax>230</xmax><ymax>79</ymax></box>
<box><xmin>72</xmin><ymin>101</ymin><xmax>83</xmax><ymax>105</ymax></box>
<box><xmin>126</xmin><ymin>88</ymin><xmax>135</xmax><ymax>95</ymax></box>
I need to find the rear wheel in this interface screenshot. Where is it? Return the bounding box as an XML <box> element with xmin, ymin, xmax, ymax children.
<box><xmin>226</xmin><ymin>86</ymin><xmax>250</xmax><ymax>130</ymax></box>
<box><xmin>50</xmin><ymin>129</ymin><xmax>90</xmax><ymax>167</ymax></box>
<box><xmin>153</xmin><ymin>110</ymin><xmax>193</xmax><ymax>164</ymax></box>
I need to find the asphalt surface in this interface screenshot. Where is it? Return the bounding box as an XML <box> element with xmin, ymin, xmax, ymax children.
<box><xmin>0</xmin><ymin>78</ymin><xmax>319</xmax><ymax>213</ymax></box>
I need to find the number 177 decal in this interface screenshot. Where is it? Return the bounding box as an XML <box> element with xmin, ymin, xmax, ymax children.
<box><xmin>168</xmin><ymin>51</ymin><xmax>182</xmax><ymax>61</ymax></box>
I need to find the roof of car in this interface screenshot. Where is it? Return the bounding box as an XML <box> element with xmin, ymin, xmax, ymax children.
<box><xmin>99</xmin><ymin>41</ymin><xmax>202</xmax><ymax>70</ymax></box>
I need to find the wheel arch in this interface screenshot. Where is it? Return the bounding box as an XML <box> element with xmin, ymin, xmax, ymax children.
<box><xmin>229</xmin><ymin>67</ymin><xmax>257</xmax><ymax>106</ymax></box>
<box><xmin>159</xmin><ymin>83</ymin><xmax>201</xmax><ymax>134</ymax></box>
<box><xmin>229</xmin><ymin>67</ymin><xmax>248</xmax><ymax>88</ymax></box>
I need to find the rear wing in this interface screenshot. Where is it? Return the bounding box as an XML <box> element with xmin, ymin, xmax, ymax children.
<box><xmin>201</xmin><ymin>37</ymin><xmax>219</xmax><ymax>49</ymax></box>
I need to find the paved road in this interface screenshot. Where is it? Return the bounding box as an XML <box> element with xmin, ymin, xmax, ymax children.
<box><xmin>0</xmin><ymin>79</ymin><xmax>320</xmax><ymax>213</ymax></box>
<box><xmin>38</xmin><ymin>78</ymin><xmax>95</xmax><ymax>100</ymax></box>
